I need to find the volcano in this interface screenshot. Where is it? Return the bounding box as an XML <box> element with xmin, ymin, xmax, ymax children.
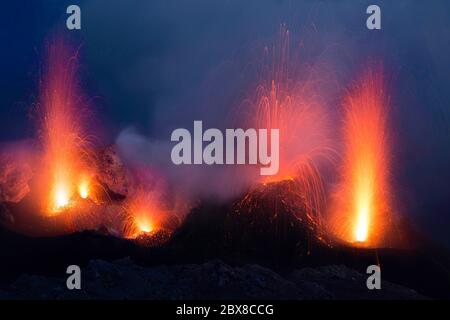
<box><xmin>1</xmin><ymin>176</ymin><xmax>450</xmax><ymax>299</ymax></box>
<box><xmin>0</xmin><ymin>32</ymin><xmax>449</xmax><ymax>301</ymax></box>
<box><xmin>225</xmin><ymin>179</ymin><xmax>330</xmax><ymax>260</ymax></box>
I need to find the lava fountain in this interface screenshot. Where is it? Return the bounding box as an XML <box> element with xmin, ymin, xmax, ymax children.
<box><xmin>38</xmin><ymin>37</ymin><xmax>94</xmax><ymax>215</ymax></box>
<box><xmin>330</xmin><ymin>66</ymin><xmax>391</xmax><ymax>247</ymax></box>
<box><xmin>245</xmin><ymin>25</ymin><xmax>331</xmax><ymax>219</ymax></box>
<box><xmin>122</xmin><ymin>179</ymin><xmax>168</xmax><ymax>239</ymax></box>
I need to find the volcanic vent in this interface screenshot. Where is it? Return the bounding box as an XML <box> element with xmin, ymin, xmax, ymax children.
<box><xmin>226</xmin><ymin>179</ymin><xmax>331</xmax><ymax>259</ymax></box>
<box><xmin>169</xmin><ymin>178</ymin><xmax>331</xmax><ymax>264</ymax></box>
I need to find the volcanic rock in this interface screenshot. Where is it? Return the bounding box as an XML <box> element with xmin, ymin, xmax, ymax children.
<box><xmin>1</xmin><ymin>259</ymin><xmax>427</xmax><ymax>299</ymax></box>
<box><xmin>133</xmin><ymin>229</ymin><xmax>172</xmax><ymax>247</ymax></box>
<box><xmin>1</xmin><ymin>221</ymin><xmax>449</xmax><ymax>298</ymax></box>
<box><xmin>95</xmin><ymin>145</ymin><xmax>129</xmax><ymax>198</ymax></box>
<box><xmin>169</xmin><ymin>179</ymin><xmax>331</xmax><ymax>263</ymax></box>
<box><xmin>287</xmin><ymin>265</ymin><xmax>426</xmax><ymax>299</ymax></box>
<box><xmin>225</xmin><ymin>179</ymin><xmax>330</xmax><ymax>261</ymax></box>
<box><xmin>0</xmin><ymin>152</ymin><xmax>32</xmax><ymax>203</ymax></box>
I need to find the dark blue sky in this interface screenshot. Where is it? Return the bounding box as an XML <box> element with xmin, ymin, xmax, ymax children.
<box><xmin>0</xmin><ymin>0</ymin><xmax>449</xmax><ymax>245</ymax></box>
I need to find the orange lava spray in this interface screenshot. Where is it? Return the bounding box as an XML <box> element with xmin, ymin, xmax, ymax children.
<box><xmin>38</xmin><ymin>36</ymin><xmax>93</xmax><ymax>214</ymax></box>
<box><xmin>122</xmin><ymin>186</ymin><xmax>164</xmax><ymax>239</ymax></box>
<box><xmin>330</xmin><ymin>66</ymin><xmax>391</xmax><ymax>247</ymax></box>
<box><xmin>247</xmin><ymin>25</ymin><xmax>331</xmax><ymax>219</ymax></box>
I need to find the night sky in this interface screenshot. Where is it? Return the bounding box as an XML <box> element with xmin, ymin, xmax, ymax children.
<box><xmin>0</xmin><ymin>0</ymin><xmax>449</xmax><ymax>246</ymax></box>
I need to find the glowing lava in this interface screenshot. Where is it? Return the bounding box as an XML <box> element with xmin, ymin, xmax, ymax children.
<box><xmin>136</xmin><ymin>217</ymin><xmax>153</xmax><ymax>233</ymax></box>
<box><xmin>54</xmin><ymin>182</ymin><xmax>70</xmax><ymax>209</ymax></box>
<box><xmin>123</xmin><ymin>186</ymin><xmax>164</xmax><ymax>239</ymax></box>
<box><xmin>78</xmin><ymin>183</ymin><xmax>88</xmax><ymax>199</ymax></box>
<box><xmin>38</xmin><ymin>36</ymin><xmax>93</xmax><ymax>214</ymax></box>
<box><xmin>78</xmin><ymin>176</ymin><xmax>90</xmax><ymax>199</ymax></box>
<box><xmin>330</xmin><ymin>65</ymin><xmax>391</xmax><ymax>246</ymax></box>
<box><xmin>246</xmin><ymin>25</ymin><xmax>331</xmax><ymax>219</ymax></box>
<box><xmin>355</xmin><ymin>207</ymin><xmax>369</xmax><ymax>242</ymax></box>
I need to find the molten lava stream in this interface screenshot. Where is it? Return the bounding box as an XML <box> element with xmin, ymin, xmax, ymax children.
<box><xmin>330</xmin><ymin>66</ymin><xmax>391</xmax><ymax>247</ymax></box>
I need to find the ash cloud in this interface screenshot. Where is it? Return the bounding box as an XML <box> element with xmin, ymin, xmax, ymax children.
<box><xmin>116</xmin><ymin>127</ymin><xmax>258</xmax><ymax>201</ymax></box>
